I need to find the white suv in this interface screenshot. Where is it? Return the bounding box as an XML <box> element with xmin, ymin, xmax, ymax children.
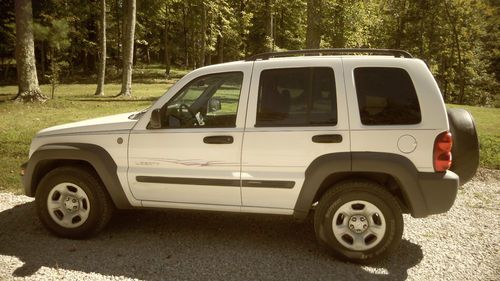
<box><xmin>22</xmin><ymin>49</ymin><xmax>479</xmax><ymax>263</ymax></box>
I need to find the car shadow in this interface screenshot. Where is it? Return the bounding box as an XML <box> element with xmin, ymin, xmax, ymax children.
<box><xmin>0</xmin><ymin>201</ymin><xmax>423</xmax><ymax>280</ymax></box>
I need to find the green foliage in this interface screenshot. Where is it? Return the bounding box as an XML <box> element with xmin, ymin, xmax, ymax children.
<box><xmin>34</xmin><ymin>18</ymin><xmax>70</xmax><ymax>97</ymax></box>
<box><xmin>2</xmin><ymin>0</ymin><xmax>498</xmax><ymax>105</ymax></box>
<box><xmin>0</xmin><ymin>0</ymin><xmax>15</xmax><ymax>62</ymax></box>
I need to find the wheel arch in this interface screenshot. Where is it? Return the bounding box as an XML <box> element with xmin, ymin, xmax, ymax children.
<box><xmin>24</xmin><ymin>143</ymin><xmax>131</xmax><ymax>209</ymax></box>
<box><xmin>311</xmin><ymin>171</ymin><xmax>410</xmax><ymax>214</ymax></box>
<box><xmin>293</xmin><ymin>152</ymin><xmax>427</xmax><ymax>220</ymax></box>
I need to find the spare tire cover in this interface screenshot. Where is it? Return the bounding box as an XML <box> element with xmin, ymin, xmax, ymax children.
<box><xmin>447</xmin><ymin>108</ymin><xmax>480</xmax><ymax>185</ymax></box>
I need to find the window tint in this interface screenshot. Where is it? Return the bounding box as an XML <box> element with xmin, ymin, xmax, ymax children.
<box><xmin>256</xmin><ymin>67</ymin><xmax>337</xmax><ymax>127</ymax></box>
<box><xmin>160</xmin><ymin>72</ymin><xmax>243</xmax><ymax>128</ymax></box>
<box><xmin>354</xmin><ymin>67</ymin><xmax>421</xmax><ymax>125</ymax></box>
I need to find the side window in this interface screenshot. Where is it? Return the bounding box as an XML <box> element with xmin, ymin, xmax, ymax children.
<box><xmin>256</xmin><ymin>67</ymin><xmax>337</xmax><ymax>127</ymax></box>
<box><xmin>161</xmin><ymin>72</ymin><xmax>243</xmax><ymax>128</ymax></box>
<box><xmin>354</xmin><ymin>67</ymin><xmax>421</xmax><ymax>125</ymax></box>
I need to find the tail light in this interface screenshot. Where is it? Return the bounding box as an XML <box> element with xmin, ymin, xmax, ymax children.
<box><xmin>433</xmin><ymin>131</ymin><xmax>453</xmax><ymax>172</ymax></box>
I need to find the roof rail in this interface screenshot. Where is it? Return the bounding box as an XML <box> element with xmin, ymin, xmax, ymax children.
<box><xmin>245</xmin><ymin>48</ymin><xmax>413</xmax><ymax>61</ymax></box>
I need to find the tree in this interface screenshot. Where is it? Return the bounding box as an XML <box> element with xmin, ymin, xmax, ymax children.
<box><xmin>95</xmin><ymin>0</ymin><xmax>106</xmax><ymax>96</ymax></box>
<box><xmin>118</xmin><ymin>0</ymin><xmax>136</xmax><ymax>97</ymax></box>
<box><xmin>164</xmin><ymin>1</ymin><xmax>171</xmax><ymax>77</ymax></box>
<box><xmin>14</xmin><ymin>0</ymin><xmax>46</xmax><ymax>102</ymax></box>
<box><xmin>33</xmin><ymin>19</ymin><xmax>70</xmax><ymax>98</ymax></box>
<box><xmin>306</xmin><ymin>0</ymin><xmax>321</xmax><ymax>49</ymax></box>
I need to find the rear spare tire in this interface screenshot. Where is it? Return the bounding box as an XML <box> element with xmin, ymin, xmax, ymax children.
<box><xmin>447</xmin><ymin>108</ymin><xmax>479</xmax><ymax>185</ymax></box>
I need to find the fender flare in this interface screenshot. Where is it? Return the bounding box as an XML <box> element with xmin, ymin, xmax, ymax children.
<box><xmin>293</xmin><ymin>152</ymin><xmax>428</xmax><ymax>220</ymax></box>
<box><xmin>23</xmin><ymin>143</ymin><xmax>131</xmax><ymax>209</ymax></box>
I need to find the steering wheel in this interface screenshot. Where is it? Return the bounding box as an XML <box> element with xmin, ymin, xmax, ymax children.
<box><xmin>178</xmin><ymin>104</ymin><xmax>199</xmax><ymax>126</ymax></box>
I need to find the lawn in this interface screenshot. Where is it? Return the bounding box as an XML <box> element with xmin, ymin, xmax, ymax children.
<box><xmin>447</xmin><ymin>104</ymin><xmax>499</xmax><ymax>170</ymax></box>
<box><xmin>0</xmin><ymin>69</ymin><xmax>498</xmax><ymax>194</ymax></box>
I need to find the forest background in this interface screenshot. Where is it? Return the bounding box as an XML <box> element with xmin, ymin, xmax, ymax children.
<box><xmin>0</xmin><ymin>0</ymin><xmax>498</xmax><ymax>193</ymax></box>
<box><xmin>0</xmin><ymin>0</ymin><xmax>498</xmax><ymax>105</ymax></box>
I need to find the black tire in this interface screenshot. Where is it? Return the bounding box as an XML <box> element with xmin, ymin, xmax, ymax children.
<box><xmin>35</xmin><ymin>166</ymin><xmax>114</xmax><ymax>239</ymax></box>
<box><xmin>314</xmin><ymin>180</ymin><xmax>403</xmax><ymax>264</ymax></box>
<box><xmin>447</xmin><ymin>108</ymin><xmax>480</xmax><ymax>185</ymax></box>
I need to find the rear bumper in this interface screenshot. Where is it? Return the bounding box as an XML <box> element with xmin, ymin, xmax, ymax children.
<box><xmin>415</xmin><ymin>170</ymin><xmax>459</xmax><ymax>217</ymax></box>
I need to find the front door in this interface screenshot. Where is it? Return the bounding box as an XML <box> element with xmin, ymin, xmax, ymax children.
<box><xmin>128</xmin><ymin>68</ymin><xmax>250</xmax><ymax>207</ymax></box>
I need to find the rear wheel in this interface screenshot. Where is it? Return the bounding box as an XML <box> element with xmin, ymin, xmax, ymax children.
<box><xmin>314</xmin><ymin>180</ymin><xmax>403</xmax><ymax>264</ymax></box>
<box><xmin>35</xmin><ymin>166</ymin><xmax>114</xmax><ymax>238</ymax></box>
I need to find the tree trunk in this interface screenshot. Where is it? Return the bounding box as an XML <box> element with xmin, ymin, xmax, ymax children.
<box><xmin>394</xmin><ymin>0</ymin><xmax>407</xmax><ymax>49</ymax></box>
<box><xmin>444</xmin><ymin>0</ymin><xmax>465</xmax><ymax>104</ymax></box>
<box><xmin>182</xmin><ymin>4</ymin><xmax>189</xmax><ymax>67</ymax></box>
<box><xmin>118</xmin><ymin>0</ymin><xmax>136</xmax><ymax>97</ymax></box>
<box><xmin>200</xmin><ymin>2</ymin><xmax>206</xmax><ymax>67</ymax></box>
<box><xmin>333</xmin><ymin>0</ymin><xmax>346</xmax><ymax>48</ymax></box>
<box><xmin>164</xmin><ymin>21</ymin><xmax>171</xmax><ymax>77</ymax></box>
<box><xmin>95</xmin><ymin>0</ymin><xmax>106</xmax><ymax>96</ymax></box>
<box><xmin>217</xmin><ymin>32</ymin><xmax>224</xmax><ymax>64</ymax></box>
<box><xmin>265</xmin><ymin>0</ymin><xmax>273</xmax><ymax>51</ymax></box>
<box><xmin>14</xmin><ymin>0</ymin><xmax>46</xmax><ymax>102</ymax></box>
<box><xmin>40</xmin><ymin>41</ymin><xmax>46</xmax><ymax>79</ymax></box>
<box><xmin>306</xmin><ymin>0</ymin><xmax>321</xmax><ymax>49</ymax></box>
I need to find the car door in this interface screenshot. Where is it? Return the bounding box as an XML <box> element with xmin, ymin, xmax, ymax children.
<box><xmin>127</xmin><ymin>63</ymin><xmax>252</xmax><ymax>209</ymax></box>
<box><xmin>240</xmin><ymin>58</ymin><xmax>350</xmax><ymax>213</ymax></box>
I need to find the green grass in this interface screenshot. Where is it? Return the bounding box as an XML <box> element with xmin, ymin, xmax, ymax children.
<box><xmin>0</xmin><ymin>71</ymin><xmax>498</xmax><ymax>193</ymax></box>
<box><xmin>0</xmin><ymin>67</ymin><xmax>186</xmax><ymax>194</ymax></box>
<box><xmin>447</xmin><ymin>104</ymin><xmax>500</xmax><ymax>170</ymax></box>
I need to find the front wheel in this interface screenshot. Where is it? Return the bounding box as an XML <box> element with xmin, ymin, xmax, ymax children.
<box><xmin>314</xmin><ymin>180</ymin><xmax>403</xmax><ymax>264</ymax></box>
<box><xmin>35</xmin><ymin>166</ymin><xmax>114</xmax><ymax>238</ymax></box>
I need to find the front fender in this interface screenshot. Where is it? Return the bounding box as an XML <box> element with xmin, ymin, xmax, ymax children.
<box><xmin>23</xmin><ymin>143</ymin><xmax>131</xmax><ymax>209</ymax></box>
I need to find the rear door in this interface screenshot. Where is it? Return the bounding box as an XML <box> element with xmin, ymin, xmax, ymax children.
<box><xmin>240</xmin><ymin>58</ymin><xmax>350</xmax><ymax>212</ymax></box>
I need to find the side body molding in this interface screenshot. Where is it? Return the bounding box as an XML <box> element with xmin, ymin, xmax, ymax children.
<box><xmin>293</xmin><ymin>152</ymin><xmax>429</xmax><ymax>220</ymax></box>
<box><xmin>23</xmin><ymin>143</ymin><xmax>132</xmax><ymax>209</ymax></box>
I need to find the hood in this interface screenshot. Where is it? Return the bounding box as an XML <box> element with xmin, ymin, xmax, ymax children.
<box><xmin>37</xmin><ymin>112</ymin><xmax>138</xmax><ymax>137</ymax></box>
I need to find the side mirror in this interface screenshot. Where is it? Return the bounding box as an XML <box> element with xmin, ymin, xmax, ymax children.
<box><xmin>149</xmin><ymin>108</ymin><xmax>161</xmax><ymax>129</ymax></box>
<box><xmin>208</xmin><ymin>98</ymin><xmax>221</xmax><ymax>113</ymax></box>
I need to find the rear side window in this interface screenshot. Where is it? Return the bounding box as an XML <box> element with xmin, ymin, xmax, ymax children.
<box><xmin>354</xmin><ymin>67</ymin><xmax>421</xmax><ymax>125</ymax></box>
<box><xmin>256</xmin><ymin>67</ymin><xmax>337</xmax><ymax>127</ymax></box>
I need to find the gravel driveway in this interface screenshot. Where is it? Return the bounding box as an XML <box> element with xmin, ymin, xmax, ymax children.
<box><xmin>1</xmin><ymin>170</ymin><xmax>498</xmax><ymax>281</ymax></box>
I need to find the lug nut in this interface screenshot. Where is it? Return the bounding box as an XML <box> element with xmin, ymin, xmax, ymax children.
<box><xmin>72</xmin><ymin>199</ymin><xmax>77</xmax><ymax>203</ymax></box>
<box><xmin>73</xmin><ymin>206</ymin><xmax>77</xmax><ymax>209</ymax></box>
<box><xmin>360</xmin><ymin>217</ymin><xmax>365</xmax><ymax>222</ymax></box>
<box><xmin>352</xmin><ymin>217</ymin><xmax>356</xmax><ymax>222</ymax></box>
<box><xmin>349</xmin><ymin>225</ymin><xmax>354</xmax><ymax>229</ymax></box>
<box><xmin>363</xmin><ymin>225</ymin><xmax>367</xmax><ymax>229</ymax></box>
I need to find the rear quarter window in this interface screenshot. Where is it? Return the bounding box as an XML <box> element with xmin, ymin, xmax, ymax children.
<box><xmin>354</xmin><ymin>67</ymin><xmax>421</xmax><ymax>125</ymax></box>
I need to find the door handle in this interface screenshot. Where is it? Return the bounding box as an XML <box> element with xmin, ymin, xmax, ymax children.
<box><xmin>203</xmin><ymin>135</ymin><xmax>234</xmax><ymax>144</ymax></box>
<box><xmin>312</xmin><ymin>134</ymin><xmax>343</xmax><ymax>143</ymax></box>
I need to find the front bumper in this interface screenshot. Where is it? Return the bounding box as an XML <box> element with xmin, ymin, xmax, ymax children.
<box><xmin>20</xmin><ymin>162</ymin><xmax>32</xmax><ymax>196</ymax></box>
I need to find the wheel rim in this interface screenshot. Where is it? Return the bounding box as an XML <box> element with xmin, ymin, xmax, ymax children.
<box><xmin>47</xmin><ymin>182</ymin><xmax>90</xmax><ymax>228</ymax></box>
<box><xmin>332</xmin><ymin>200</ymin><xmax>386</xmax><ymax>251</ymax></box>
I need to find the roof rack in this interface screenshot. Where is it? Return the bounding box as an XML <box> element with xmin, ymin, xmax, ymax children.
<box><xmin>245</xmin><ymin>48</ymin><xmax>413</xmax><ymax>61</ymax></box>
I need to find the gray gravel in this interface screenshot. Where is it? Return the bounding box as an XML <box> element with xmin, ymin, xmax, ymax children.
<box><xmin>0</xmin><ymin>170</ymin><xmax>499</xmax><ymax>281</ymax></box>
